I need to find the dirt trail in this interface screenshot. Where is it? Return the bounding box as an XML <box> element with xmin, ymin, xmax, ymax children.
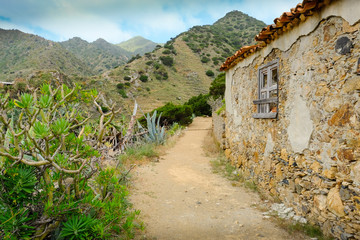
<box><xmin>130</xmin><ymin>117</ymin><xmax>302</xmax><ymax>240</ymax></box>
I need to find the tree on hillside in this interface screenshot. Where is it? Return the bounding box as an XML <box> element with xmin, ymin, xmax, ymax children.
<box><xmin>209</xmin><ymin>72</ymin><xmax>225</xmax><ymax>99</ymax></box>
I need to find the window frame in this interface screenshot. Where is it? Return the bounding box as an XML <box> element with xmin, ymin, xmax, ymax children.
<box><xmin>252</xmin><ymin>59</ymin><xmax>279</xmax><ymax>119</ymax></box>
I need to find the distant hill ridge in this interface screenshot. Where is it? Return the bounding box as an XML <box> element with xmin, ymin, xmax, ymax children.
<box><xmin>0</xmin><ymin>30</ymin><xmax>159</xmax><ymax>81</ymax></box>
<box><xmin>60</xmin><ymin>37</ymin><xmax>132</xmax><ymax>74</ymax></box>
<box><xmin>117</xmin><ymin>36</ymin><xmax>158</xmax><ymax>56</ymax></box>
<box><xmin>0</xmin><ymin>10</ymin><xmax>266</xmax><ymax>114</ymax></box>
<box><xmin>0</xmin><ymin>28</ymin><xmax>93</xmax><ymax>81</ymax></box>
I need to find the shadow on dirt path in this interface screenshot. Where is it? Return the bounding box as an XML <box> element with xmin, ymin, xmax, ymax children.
<box><xmin>130</xmin><ymin>117</ymin><xmax>304</xmax><ymax>240</ymax></box>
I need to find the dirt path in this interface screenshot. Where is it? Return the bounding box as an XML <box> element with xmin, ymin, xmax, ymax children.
<box><xmin>130</xmin><ymin>117</ymin><xmax>302</xmax><ymax>240</ymax></box>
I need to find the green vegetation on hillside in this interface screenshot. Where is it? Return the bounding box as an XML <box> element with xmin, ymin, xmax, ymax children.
<box><xmin>103</xmin><ymin>11</ymin><xmax>264</xmax><ymax>110</ymax></box>
<box><xmin>180</xmin><ymin>10</ymin><xmax>265</xmax><ymax>69</ymax></box>
<box><xmin>1</xmin><ymin>10</ymin><xmax>266</xmax><ymax>116</ymax></box>
<box><xmin>209</xmin><ymin>72</ymin><xmax>226</xmax><ymax>99</ymax></box>
<box><xmin>0</xmin><ymin>29</ymin><xmax>93</xmax><ymax>81</ymax></box>
<box><xmin>60</xmin><ymin>37</ymin><xmax>131</xmax><ymax>74</ymax></box>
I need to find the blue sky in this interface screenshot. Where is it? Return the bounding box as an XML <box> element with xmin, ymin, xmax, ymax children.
<box><xmin>0</xmin><ymin>0</ymin><xmax>300</xmax><ymax>44</ymax></box>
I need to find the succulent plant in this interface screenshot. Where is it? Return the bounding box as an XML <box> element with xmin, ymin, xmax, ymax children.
<box><xmin>138</xmin><ymin>110</ymin><xmax>165</xmax><ymax>144</ymax></box>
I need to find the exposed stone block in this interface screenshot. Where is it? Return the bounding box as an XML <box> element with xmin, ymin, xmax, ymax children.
<box><xmin>322</xmin><ymin>167</ymin><xmax>338</xmax><ymax>180</ymax></box>
<box><xmin>328</xmin><ymin>104</ymin><xmax>353</xmax><ymax>126</ymax></box>
<box><xmin>311</xmin><ymin>161</ymin><xmax>322</xmax><ymax>173</ymax></box>
<box><xmin>342</xmin><ymin>76</ymin><xmax>360</xmax><ymax>93</ymax></box>
<box><xmin>314</xmin><ymin>194</ymin><xmax>327</xmax><ymax>211</ymax></box>
<box><xmin>335</xmin><ymin>36</ymin><xmax>352</xmax><ymax>55</ymax></box>
<box><xmin>351</xmin><ymin>162</ymin><xmax>360</xmax><ymax>186</ymax></box>
<box><xmin>327</xmin><ymin>186</ymin><xmax>345</xmax><ymax>217</ymax></box>
<box><xmin>338</xmin><ymin>148</ymin><xmax>355</xmax><ymax>161</ymax></box>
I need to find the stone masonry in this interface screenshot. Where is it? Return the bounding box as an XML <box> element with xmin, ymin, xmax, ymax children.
<box><xmin>222</xmin><ymin>2</ymin><xmax>360</xmax><ymax>239</ymax></box>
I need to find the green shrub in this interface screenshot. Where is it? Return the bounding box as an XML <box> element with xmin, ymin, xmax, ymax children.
<box><xmin>145</xmin><ymin>61</ymin><xmax>153</xmax><ymax>66</ymax></box>
<box><xmin>209</xmin><ymin>72</ymin><xmax>225</xmax><ymax>99</ymax></box>
<box><xmin>206</xmin><ymin>70</ymin><xmax>214</xmax><ymax>77</ymax></box>
<box><xmin>118</xmin><ymin>89</ymin><xmax>128</xmax><ymax>98</ymax></box>
<box><xmin>154</xmin><ymin>63</ymin><xmax>161</xmax><ymax>69</ymax></box>
<box><xmin>139</xmin><ymin>103</ymin><xmax>192</xmax><ymax>126</ymax></box>
<box><xmin>59</xmin><ymin>215</ymin><xmax>98</xmax><ymax>240</ymax></box>
<box><xmin>201</xmin><ymin>57</ymin><xmax>210</xmax><ymax>63</ymax></box>
<box><xmin>159</xmin><ymin>56</ymin><xmax>174</xmax><ymax>67</ymax></box>
<box><xmin>125</xmin><ymin>82</ymin><xmax>131</xmax><ymax>87</ymax></box>
<box><xmin>164</xmin><ymin>43</ymin><xmax>174</xmax><ymax>50</ymax></box>
<box><xmin>117</xmin><ymin>83</ymin><xmax>125</xmax><ymax>89</ymax></box>
<box><xmin>127</xmin><ymin>54</ymin><xmax>141</xmax><ymax>64</ymax></box>
<box><xmin>139</xmin><ymin>75</ymin><xmax>148</xmax><ymax>82</ymax></box>
<box><xmin>155</xmin><ymin>74</ymin><xmax>162</xmax><ymax>80</ymax></box>
<box><xmin>185</xmin><ymin>94</ymin><xmax>211</xmax><ymax>116</ymax></box>
<box><xmin>123</xmin><ymin>76</ymin><xmax>131</xmax><ymax>81</ymax></box>
<box><xmin>154</xmin><ymin>65</ymin><xmax>168</xmax><ymax>80</ymax></box>
<box><xmin>0</xmin><ymin>166</ymin><xmax>37</xmax><ymax>239</ymax></box>
<box><xmin>0</xmin><ymin>84</ymin><xmax>140</xmax><ymax>239</ymax></box>
<box><xmin>163</xmin><ymin>72</ymin><xmax>168</xmax><ymax>80</ymax></box>
<box><xmin>162</xmin><ymin>49</ymin><xmax>171</xmax><ymax>54</ymax></box>
<box><xmin>182</xmin><ymin>36</ymin><xmax>189</xmax><ymax>42</ymax></box>
<box><xmin>15</xmin><ymin>82</ymin><xmax>27</xmax><ymax>93</ymax></box>
<box><xmin>168</xmin><ymin>122</ymin><xmax>182</xmax><ymax>135</ymax></box>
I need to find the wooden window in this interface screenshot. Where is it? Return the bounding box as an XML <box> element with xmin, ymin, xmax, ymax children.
<box><xmin>253</xmin><ymin>60</ymin><xmax>279</xmax><ymax>119</ymax></box>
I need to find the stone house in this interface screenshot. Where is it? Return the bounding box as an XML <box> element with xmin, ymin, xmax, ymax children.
<box><xmin>219</xmin><ymin>0</ymin><xmax>360</xmax><ymax>238</ymax></box>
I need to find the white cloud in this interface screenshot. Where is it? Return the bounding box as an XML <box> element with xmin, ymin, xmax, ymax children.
<box><xmin>0</xmin><ymin>20</ymin><xmax>35</xmax><ymax>34</ymax></box>
<box><xmin>237</xmin><ymin>0</ymin><xmax>301</xmax><ymax>24</ymax></box>
<box><xmin>37</xmin><ymin>14</ymin><xmax>133</xmax><ymax>43</ymax></box>
<box><xmin>0</xmin><ymin>0</ymin><xmax>302</xmax><ymax>43</ymax></box>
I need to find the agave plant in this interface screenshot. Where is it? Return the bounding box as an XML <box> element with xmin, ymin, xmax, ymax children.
<box><xmin>138</xmin><ymin>110</ymin><xmax>165</xmax><ymax>145</ymax></box>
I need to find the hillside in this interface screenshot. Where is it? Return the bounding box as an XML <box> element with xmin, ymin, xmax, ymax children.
<box><xmin>0</xmin><ymin>10</ymin><xmax>266</xmax><ymax>114</ymax></box>
<box><xmin>60</xmin><ymin>37</ymin><xmax>131</xmax><ymax>74</ymax></box>
<box><xmin>98</xmin><ymin>10</ymin><xmax>266</xmax><ymax>113</ymax></box>
<box><xmin>180</xmin><ymin>10</ymin><xmax>266</xmax><ymax>66</ymax></box>
<box><xmin>117</xmin><ymin>36</ymin><xmax>158</xmax><ymax>56</ymax></box>
<box><xmin>0</xmin><ymin>29</ymin><xmax>93</xmax><ymax>82</ymax></box>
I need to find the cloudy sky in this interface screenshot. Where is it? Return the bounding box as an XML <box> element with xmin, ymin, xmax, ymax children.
<box><xmin>0</xmin><ymin>0</ymin><xmax>300</xmax><ymax>44</ymax></box>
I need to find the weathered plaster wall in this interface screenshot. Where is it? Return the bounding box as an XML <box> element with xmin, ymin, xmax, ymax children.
<box><xmin>224</xmin><ymin>5</ymin><xmax>360</xmax><ymax>239</ymax></box>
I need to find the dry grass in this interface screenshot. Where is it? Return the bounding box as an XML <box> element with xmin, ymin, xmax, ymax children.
<box><xmin>202</xmin><ymin>130</ymin><xmax>221</xmax><ymax>157</ymax></box>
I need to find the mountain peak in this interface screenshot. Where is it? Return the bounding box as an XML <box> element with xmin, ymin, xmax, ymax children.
<box><xmin>93</xmin><ymin>38</ymin><xmax>108</xmax><ymax>43</ymax></box>
<box><xmin>214</xmin><ymin>10</ymin><xmax>265</xmax><ymax>27</ymax></box>
<box><xmin>117</xmin><ymin>36</ymin><xmax>158</xmax><ymax>55</ymax></box>
<box><xmin>65</xmin><ymin>37</ymin><xmax>89</xmax><ymax>44</ymax></box>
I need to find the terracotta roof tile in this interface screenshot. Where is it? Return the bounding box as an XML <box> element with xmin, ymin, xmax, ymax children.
<box><xmin>220</xmin><ymin>0</ymin><xmax>333</xmax><ymax>71</ymax></box>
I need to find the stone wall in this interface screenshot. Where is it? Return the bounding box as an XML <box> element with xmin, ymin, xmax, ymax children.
<box><xmin>224</xmin><ymin>11</ymin><xmax>360</xmax><ymax>240</ymax></box>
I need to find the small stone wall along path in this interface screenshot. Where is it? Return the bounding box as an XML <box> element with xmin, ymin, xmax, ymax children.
<box><xmin>130</xmin><ymin>117</ymin><xmax>303</xmax><ymax>240</ymax></box>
